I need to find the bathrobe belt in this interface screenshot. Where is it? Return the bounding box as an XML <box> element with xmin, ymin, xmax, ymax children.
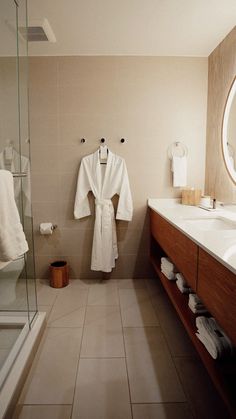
<box><xmin>95</xmin><ymin>199</ymin><xmax>115</xmax><ymax>232</ymax></box>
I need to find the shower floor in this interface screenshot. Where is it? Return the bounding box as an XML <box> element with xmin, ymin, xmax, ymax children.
<box><xmin>0</xmin><ymin>325</ymin><xmax>22</xmax><ymax>370</ymax></box>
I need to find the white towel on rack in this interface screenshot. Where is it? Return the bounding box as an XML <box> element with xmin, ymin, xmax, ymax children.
<box><xmin>0</xmin><ymin>170</ymin><xmax>28</xmax><ymax>262</ymax></box>
<box><xmin>172</xmin><ymin>155</ymin><xmax>187</xmax><ymax>187</ymax></box>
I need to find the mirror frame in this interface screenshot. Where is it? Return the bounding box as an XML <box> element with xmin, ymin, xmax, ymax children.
<box><xmin>222</xmin><ymin>76</ymin><xmax>236</xmax><ymax>184</ymax></box>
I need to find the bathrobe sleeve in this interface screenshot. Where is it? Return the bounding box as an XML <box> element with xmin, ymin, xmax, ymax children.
<box><xmin>74</xmin><ymin>158</ymin><xmax>91</xmax><ymax>219</ymax></box>
<box><xmin>116</xmin><ymin>160</ymin><xmax>133</xmax><ymax>221</ymax></box>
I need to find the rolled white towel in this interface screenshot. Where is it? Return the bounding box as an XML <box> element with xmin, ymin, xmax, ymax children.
<box><xmin>161</xmin><ymin>257</ymin><xmax>177</xmax><ymax>274</ymax></box>
<box><xmin>175</xmin><ymin>273</ymin><xmax>187</xmax><ymax>286</ymax></box>
<box><xmin>189</xmin><ymin>293</ymin><xmax>202</xmax><ymax>306</ymax></box>
<box><xmin>176</xmin><ymin>277</ymin><xmax>192</xmax><ymax>294</ymax></box>
<box><xmin>161</xmin><ymin>268</ymin><xmax>176</xmax><ymax>281</ymax></box>
<box><xmin>196</xmin><ymin>317</ymin><xmax>234</xmax><ymax>359</ymax></box>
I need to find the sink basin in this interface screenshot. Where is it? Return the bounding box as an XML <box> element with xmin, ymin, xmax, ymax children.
<box><xmin>183</xmin><ymin>217</ymin><xmax>236</xmax><ymax>231</ymax></box>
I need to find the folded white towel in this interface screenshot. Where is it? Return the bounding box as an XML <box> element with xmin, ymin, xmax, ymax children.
<box><xmin>0</xmin><ymin>170</ymin><xmax>28</xmax><ymax>262</ymax></box>
<box><xmin>161</xmin><ymin>268</ymin><xmax>176</xmax><ymax>281</ymax></box>
<box><xmin>172</xmin><ymin>155</ymin><xmax>187</xmax><ymax>187</ymax></box>
<box><xmin>175</xmin><ymin>273</ymin><xmax>187</xmax><ymax>285</ymax></box>
<box><xmin>196</xmin><ymin>317</ymin><xmax>234</xmax><ymax>359</ymax></box>
<box><xmin>161</xmin><ymin>257</ymin><xmax>177</xmax><ymax>273</ymax></box>
<box><xmin>188</xmin><ymin>304</ymin><xmax>208</xmax><ymax>314</ymax></box>
<box><xmin>176</xmin><ymin>277</ymin><xmax>192</xmax><ymax>294</ymax></box>
<box><xmin>189</xmin><ymin>293</ymin><xmax>202</xmax><ymax>306</ymax></box>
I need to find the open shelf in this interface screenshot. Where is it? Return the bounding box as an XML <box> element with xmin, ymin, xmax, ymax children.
<box><xmin>150</xmin><ymin>239</ymin><xmax>236</xmax><ymax>418</ymax></box>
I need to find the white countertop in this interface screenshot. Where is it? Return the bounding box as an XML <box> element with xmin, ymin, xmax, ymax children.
<box><xmin>148</xmin><ymin>198</ymin><xmax>236</xmax><ymax>275</ymax></box>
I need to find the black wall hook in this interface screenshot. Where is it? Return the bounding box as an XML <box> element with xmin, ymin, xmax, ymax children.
<box><xmin>100</xmin><ymin>138</ymin><xmax>106</xmax><ymax>143</ymax></box>
<box><xmin>81</xmin><ymin>138</ymin><xmax>86</xmax><ymax>143</ymax></box>
<box><xmin>120</xmin><ymin>138</ymin><xmax>125</xmax><ymax>143</ymax></box>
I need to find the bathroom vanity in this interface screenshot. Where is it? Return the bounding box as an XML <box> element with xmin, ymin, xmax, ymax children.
<box><xmin>149</xmin><ymin>199</ymin><xmax>236</xmax><ymax>417</ymax></box>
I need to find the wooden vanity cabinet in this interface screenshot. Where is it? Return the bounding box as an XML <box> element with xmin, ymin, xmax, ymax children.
<box><xmin>197</xmin><ymin>248</ymin><xmax>236</xmax><ymax>347</ymax></box>
<box><xmin>150</xmin><ymin>208</ymin><xmax>236</xmax><ymax>417</ymax></box>
<box><xmin>150</xmin><ymin>210</ymin><xmax>198</xmax><ymax>290</ymax></box>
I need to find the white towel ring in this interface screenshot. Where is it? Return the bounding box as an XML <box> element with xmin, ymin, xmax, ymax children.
<box><xmin>167</xmin><ymin>141</ymin><xmax>188</xmax><ymax>159</ymax></box>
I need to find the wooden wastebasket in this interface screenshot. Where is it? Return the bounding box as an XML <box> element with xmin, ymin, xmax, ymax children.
<box><xmin>50</xmin><ymin>261</ymin><xmax>69</xmax><ymax>288</ymax></box>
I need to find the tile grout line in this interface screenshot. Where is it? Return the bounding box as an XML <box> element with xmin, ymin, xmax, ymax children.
<box><xmin>69</xmin><ymin>282</ymin><xmax>90</xmax><ymax>419</ymax></box>
<box><xmin>117</xmin><ymin>283</ymin><xmax>134</xmax><ymax>419</ymax></box>
<box><xmin>149</xmin><ymin>283</ymin><xmax>195</xmax><ymax>418</ymax></box>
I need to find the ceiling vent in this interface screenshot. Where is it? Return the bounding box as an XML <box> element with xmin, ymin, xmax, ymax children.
<box><xmin>18</xmin><ymin>18</ymin><xmax>56</xmax><ymax>42</ymax></box>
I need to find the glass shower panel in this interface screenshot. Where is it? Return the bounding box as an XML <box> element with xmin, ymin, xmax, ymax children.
<box><xmin>0</xmin><ymin>0</ymin><xmax>27</xmax><ymax>388</ymax></box>
<box><xmin>0</xmin><ymin>0</ymin><xmax>29</xmax><ymax>314</ymax></box>
<box><xmin>18</xmin><ymin>0</ymin><xmax>37</xmax><ymax>324</ymax></box>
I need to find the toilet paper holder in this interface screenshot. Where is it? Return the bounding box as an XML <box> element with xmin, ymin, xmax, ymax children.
<box><xmin>39</xmin><ymin>223</ymin><xmax>58</xmax><ymax>235</ymax></box>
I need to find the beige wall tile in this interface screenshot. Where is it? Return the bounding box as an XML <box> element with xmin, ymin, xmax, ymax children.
<box><xmin>30</xmin><ymin>116</ymin><xmax>59</xmax><ymax>146</ymax></box>
<box><xmin>29</xmin><ymin>57</ymin><xmax>58</xmax><ymax>87</ymax></box>
<box><xmin>30</xmin><ymin>56</ymin><xmax>208</xmax><ymax>279</ymax></box>
<box><xmin>31</xmin><ymin>172</ymin><xmax>60</xmax><ymax>203</ymax></box>
<box><xmin>31</xmin><ymin>145</ymin><xmax>60</xmax><ymax>174</ymax></box>
<box><xmin>32</xmin><ymin>202</ymin><xmax>60</xmax><ymax>226</ymax></box>
<box><xmin>29</xmin><ymin>84</ymin><xmax>58</xmax><ymax>117</ymax></box>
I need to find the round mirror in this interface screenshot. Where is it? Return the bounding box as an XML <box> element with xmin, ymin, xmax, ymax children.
<box><xmin>222</xmin><ymin>77</ymin><xmax>236</xmax><ymax>184</ymax></box>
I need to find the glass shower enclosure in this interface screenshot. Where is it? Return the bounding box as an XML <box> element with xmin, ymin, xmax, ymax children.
<box><xmin>0</xmin><ymin>0</ymin><xmax>37</xmax><ymax>392</ymax></box>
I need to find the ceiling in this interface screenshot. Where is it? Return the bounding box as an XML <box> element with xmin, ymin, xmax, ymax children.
<box><xmin>27</xmin><ymin>0</ymin><xmax>236</xmax><ymax>57</ymax></box>
<box><xmin>0</xmin><ymin>0</ymin><xmax>236</xmax><ymax>57</ymax></box>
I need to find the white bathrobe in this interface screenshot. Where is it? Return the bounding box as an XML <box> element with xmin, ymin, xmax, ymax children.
<box><xmin>74</xmin><ymin>149</ymin><xmax>133</xmax><ymax>272</ymax></box>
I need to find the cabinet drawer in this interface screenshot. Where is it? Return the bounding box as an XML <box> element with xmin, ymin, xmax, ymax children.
<box><xmin>197</xmin><ymin>248</ymin><xmax>236</xmax><ymax>346</ymax></box>
<box><xmin>150</xmin><ymin>209</ymin><xmax>198</xmax><ymax>290</ymax></box>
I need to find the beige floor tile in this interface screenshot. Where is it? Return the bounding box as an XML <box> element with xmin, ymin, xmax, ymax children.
<box><xmin>119</xmin><ymin>289</ymin><xmax>159</xmax><ymax>327</ymax></box>
<box><xmin>13</xmin><ymin>404</ymin><xmax>72</xmax><ymax>419</ymax></box>
<box><xmin>124</xmin><ymin>327</ymin><xmax>186</xmax><ymax>403</ymax></box>
<box><xmin>0</xmin><ymin>349</ymin><xmax>9</xmax><ymax>369</ymax></box>
<box><xmin>117</xmin><ymin>279</ymin><xmax>147</xmax><ymax>289</ymax></box>
<box><xmin>174</xmin><ymin>357</ymin><xmax>230</xmax><ymax>419</ymax></box>
<box><xmin>36</xmin><ymin>279</ymin><xmax>59</xmax><ymax>305</ymax></box>
<box><xmin>145</xmin><ymin>277</ymin><xmax>165</xmax><ymax>297</ymax></box>
<box><xmin>84</xmin><ymin>306</ymin><xmax>122</xmax><ymax>328</ymax></box>
<box><xmin>119</xmin><ymin>288</ymin><xmax>151</xmax><ymax>306</ymax></box>
<box><xmin>132</xmin><ymin>403</ymin><xmax>193</xmax><ymax>419</ymax></box>
<box><xmin>56</xmin><ymin>286</ymin><xmax>88</xmax><ymax>306</ymax></box>
<box><xmin>47</xmin><ymin>286</ymin><xmax>87</xmax><ymax>327</ymax></box>
<box><xmin>38</xmin><ymin>305</ymin><xmax>53</xmax><ymax>321</ymax></box>
<box><xmin>48</xmin><ymin>305</ymin><xmax>86</xmax><ymax>327</ymax></box>
<box><xmin>151</xmin><ymin>293</ymin><xmax>197</xmax><ymax>357</ymax></box>
<box><xmin>88</xmin><ymin>282</ymin><xmax>119</xmax><ymax>306</ymax></box>
<box><xmin>68</xmin><ymin>279</ymin><xmax>90</xmax><ymax>289</ymax></box>
<box><xmin>72</xmin><ymin>358</ymin><xmax>132</xmax><ymax>419</ymax></box>
<box><xmin>19</xmin><ymin>327</ymin><xmax>82</xmax><ymax>404</ymax></box>
<box><xmin>81</xmin><ymin>324</ymin><xmax>125</xmax><ymax>358</ymax></box>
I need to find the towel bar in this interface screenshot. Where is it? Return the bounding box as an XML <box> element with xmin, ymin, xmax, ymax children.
<box><xmin>12</xmin><ymin>172</ymin><xmax>27</xmax><ymax>178</ymax></box>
